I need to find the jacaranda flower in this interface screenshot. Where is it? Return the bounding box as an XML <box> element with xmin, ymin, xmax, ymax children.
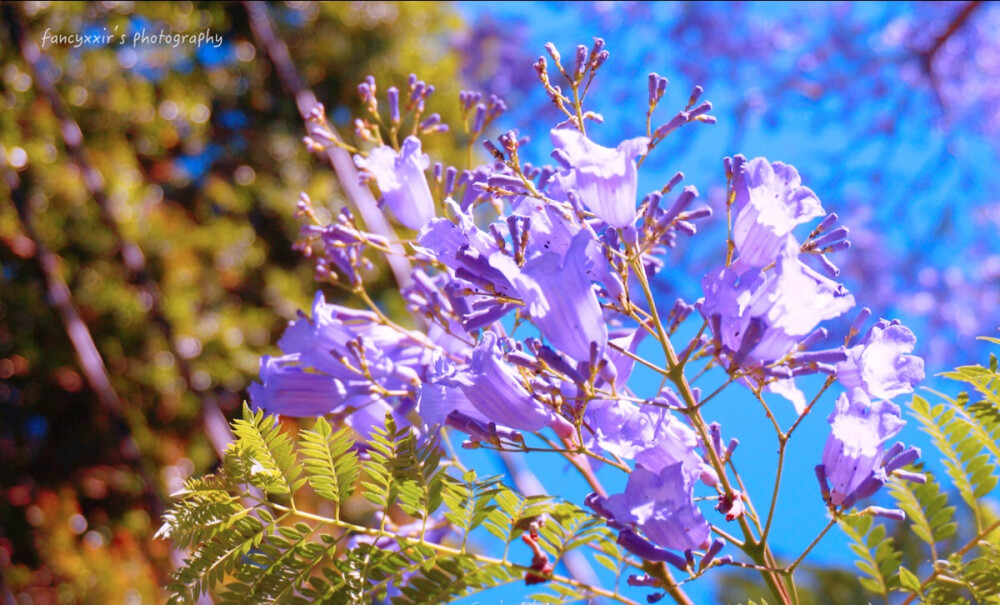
<box><xmin>589</xmin><ymin>463</ymin><xmax>711</xmax><ymax>552</ymax></box>
<box><xmin>837</xmin><ymin>319</ymin><xmax>925</xmax><ymax>401</ymax></box>
<box><xmin>450</xmin><ymin>332</ymin><xmax>574</xmax><ymax>438</ymax></box>
<box><xmin>818</xmin><ymin>388</ymin><xmax>922</xmax><ymax>508</ymax></box>
<box><xmin>249</xmin><ymin>354</ymin><xmax>347</xmax><ymax>416</ymax></box>
<box><xmin>731</xmin><ymin>157</ymin><xmax>824</xmax><ymax>269</ymax></box>
<box><xmin>355</xmin><ymin>136</ymin><xmax>435</xmax><ymax>230</ymax></box>
<box><xmin>550</xmin><ymin>128</ymin><xmax>649</xmax><ymax>229</ymax></box>
<box><xmin>515</xmin><ymin>231</ymin><xmax>608</xmax><ymax>360</ymax></box>
<box><xmin>701</xmin><ymin>254</ymin><xmax>855</xmax><ymax>366</ymax></box>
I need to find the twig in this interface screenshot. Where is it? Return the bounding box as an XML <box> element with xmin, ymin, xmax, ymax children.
<box><xmin>242</xmin><ymin>0</ymin><xmax>413</xmax><ymax>289</ymax></box>
<box><xmin>2</xmin><ymin>162</ymin><xmax>162</xmax><ymax>517</ymax></box>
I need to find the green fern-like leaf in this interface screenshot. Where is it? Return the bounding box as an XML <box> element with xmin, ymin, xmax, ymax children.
<box><xmin>910</xmin><ymin>394</ymin><xmax>997</xmax><ymax>512</ymax></box>
<box><xmin>360</xmin><ymin>412</ymin><xmax>412</xmax><ymax>511</ymax></box>
<box><xmin>537</xmin><ymin>502</ymin><xmax>611</xmax><ymax>561</ymax></box>
<box><xmin>839</xmin><ymin>514</ymin><xmax>901</xmax><ymax>599</ymax></box>
<box><xmin>299</xmin><ymin>416</ymin><xmax>360</xmax><ymax>507</ymax></box>
<box><xmin>888</xmin><ymin>468</ymin><xmax>956</xmax><ymax>559</ymax></box>
<box><xmin>484</xmin><ymin>484</ymin><xmax>555</xmax><ymax>548</ymax></box>
<box><xmin>395</xmin><ymin>429</ymin><xmax>446</xmax><ymax>521</ymax></box>
<box><xmin>231</xmin><ymin>403</ymin><xmax>303</xmax><ymax>496</ymax></box>
<box><xmin>441</xmin><ymin>469</ymin><xmax>503</xmax><ymax>541</ymax></box>
<box><xmin>157</xmin><ymin>475</ymin><xmax>249</xmax><ymax>550</ymax></box>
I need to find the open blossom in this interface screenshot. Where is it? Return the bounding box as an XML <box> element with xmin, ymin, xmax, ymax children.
<box><xmin>249</xmin><ymin>292</ymin><xmax>427</xmax><ymax>436</ymax></box>
<box><xmin>550</xmin><ymin>128</ymin><xmax>649</xmax><ymax>228</ymax></box>
<box><xmin>701</xmin><ymin>254</ymin><xmax>855</xmax><ymax>365</ymax></box>
<box><xmin>249</xmin><ymin>355</ymin><xmax>347</xmax><ymax>417</ymax></box>
<box><xmin>589</xmin><ymin>463</ymin><xmax>711</xmax><ymax>552</ymax></box>
<box><xmin>818</xmin><ymin>388</ymin><xmax>922</xmax><ymax>508</ymax></box>
<box><xmin>449</xmin><ymin>332</ymin><xmax>574</xmax><ymax>438</ymax></box>
<box><xmin>515</xmin><ymin>231</ymin><xmax>608</xmax><ymax>360</ymax></box>
<box><xmin>731</xmin><ymin>157</ymin><xmax>825</xmax><ymax>269</ymax></box>
<box><xmin>354</xmin><ymin>136</ymin><xmax>435</xmax><ymax>230</ymax></box>
<box><xmin>838</xmin><ymin>319</ymin><xmax>925</xmax><ymax>400</ymax></box>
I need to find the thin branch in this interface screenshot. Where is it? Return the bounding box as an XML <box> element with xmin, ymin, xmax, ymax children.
<box><xmin>242</xmin><ymin>0</ymin><xmax>413</xmax><ymax>289</ymax></box>
<box><xmin>2</xmin><ymin>163</ymin><xmax>162</xmax><ymax>516</ymax></box>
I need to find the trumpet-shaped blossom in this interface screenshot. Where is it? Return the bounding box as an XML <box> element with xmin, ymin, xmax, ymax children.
<box><xmin>277</xmin><ymin>292</ymin><xmax>426</xmax><ymax>385</ymax></box>
<box><xmin>418</xmin><ymin>204</ymin><xmax>522</xmax><ymax>330</ymax></box>
<box><xmin>818</xmin><ymin>388</ymin><xmax>921</xmax><ymax>508</ymax></box>
<box><xmin>550</xmin><ymin>128</ymin><xmax>649</xmax><ymax>228</ymax></box>
<box><xmin>515</xmin><ymin>231</ymin><xmax>608</xmax><ymax>360</ymax></box>
<box><xmin>585</xmin><ymin>396</ymin><xmax>716</xmax><ymax>486</ymax></box>
<box><xmin>355</xmin><ymin>136</ymin><xmax>435</xmax><ymax>230</ymax></box>
<box><xmin>731</xmin><ymin>157</ymin><xmax>824</xmax><ymax>268</ymax></box>
<box><xmin>249</xmin><ymin>355</ymin><xmax>347</xmax><ymax>417</ymax></box>
<box><xmin>701</xmin><ymin>254</ymin><xmax>855</xmax><ymax>365</ymax></box>
<box><xmin>249</xmin><ymin>292</ymin><xmax>429</xmax><ymax>438</ymax></box>
<box><xmin>450</xmin><ymin>332</ymin><xmax>574</xmax><ymax>438</ymax></box>
<box><xmin>589</xmin><ymin>463</ymin><xmax>711</xmax><ymax>552</ymax></box>
<box><xmin>249</xmin><ymin>354</ymin><xmax>396</xmax><ymax>438</ymax></box>
<box><xmin>838</xmin><ymin>319</ymin><xmax>925</xmax><ymax>400</ymax></box>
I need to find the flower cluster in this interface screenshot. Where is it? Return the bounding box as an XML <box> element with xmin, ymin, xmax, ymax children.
<box><xmin>247</xmin><ymin>39</ymin><xmax>928</xmax><ymax>593</ymax></box>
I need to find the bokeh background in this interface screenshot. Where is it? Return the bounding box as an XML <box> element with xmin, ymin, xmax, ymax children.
<box><xmin>1</xmin><ymin>2</ymin><xmax>998</xmax><ymax>603</ymax></box>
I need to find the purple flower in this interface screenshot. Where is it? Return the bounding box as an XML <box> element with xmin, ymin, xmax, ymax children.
<box><xmin>450</xmin><ymin>332</ymin><xmax>574</xmax><ymax>438</ymax></box>
<box><xmin>249</xmin><ymin>355</ymin><xmax>347</xmax><ymax>416</ymax></box>
<box><xmin>838</xmin><ymin>319</ymin><xmax>925</xmax><ymax>400</ymax></box>
<box><xmin>819</xmin><ymin>388</ymin><xmax>920</xmax><ymax>508</ymax></box>
<box><xmin>592</xmin><ymin>464</ymin><xmax>711</xmax><ymax>552</ymax></box>
<box><xmin>585</xmin><ymin>393</ymin><xmax>716</xmax><ymax>486</ymax></box>
<box><xmin>510</xmin><ymin>197</ymin><xmax>627</xmax><ymax>302</ymax></box>
<box><xmin>515</xmin><ymin>231</ymin><xmax>608</xmax><ymax>360</ymax></box>
<box><xmin>278</xmin><ymin>293</ymin><xmax>426</xmax><ymax>386</ymax></box>
<box><xmin>355</xmin><ymin>136</ymin><xmax>435</xmax><ymax>230</ymax></box>
<box><xmin>701</xmin><ymin>255</ymin><xmax>855</xmax><ymax>366</ymax></box>
<box><xmin>417</xmin><ymin>204</ymin><xmax>522</xmax><ymax>330</ymax></box>
<box><xmin>731</xmin><ymin>157</ymin><xmax>824</xmax><ymax>268</ymax></box>
<box><xmin>248</xmin><ymin>292</ymin><xmax>431</xmax><ymax>439</ymax></box>
<box><xmin>550</xmin><ymin>128</ymin><xmax>649</xmax><ymax>228</ymax></box>
<box><xmin>249</xmin><ymin>354</ymin><xmax>397</xmax><ymax>438</ymax></box>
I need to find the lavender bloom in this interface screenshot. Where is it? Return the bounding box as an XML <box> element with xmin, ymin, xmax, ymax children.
<box><xmin>249</xmin><ymin>354</ymin><xmax>396</xmax><ymax>439</ymax></box>
<box><xmin>837</xmin><ymin>319</ymin><xmax>925</xmax><ymax>400</ymax></box>
<box><xmin>248</xmin><ymin>292</ymin><xmax>429</xmax><ymax>439</ymax></box>
<box><xmin>585</xmin><ymin>394</ymin><xmax>715</xmax><ymax>485</ymax></box>
<box><xmin>418</xmin><ymin>203</ymin><xmax>522</xmax><ymax>330</ymax></box>
<box><xmin>594</xmin><ymin>464</ymin><xmax>711</xmax><ymax>552</ymax></box>
<box><xmin>249</xmin><ymin>355</ymin><xmax>347</xmax><ymax>416</ymax></box>
<box><xmin>510</xmin><ymin>196</ymin><xmax>627</xmax><ymax>302</ymax></box>
<box><xmin>550</xmin><ymin>128</ymin><xmax>650</xmax><ymax>228</ymax></box>
<box><xmin>450</xmin><ymin>332</ymin><xmax>574</xmax><ymax>438</ymax></box>
<box><xmin>354</xmin><ymin>136</ymin><xmax>435</xmax><ymax>230</ymax></box>
<box><xmin>819</xmin><ymin>388</ymin><xmax>916</xmax><ymax>507</ymax></box>
<box><xmin>515</xmin><ymin>231</ymin><xmax>608</xmax><ymax>360</ymax></box>
<box><xmin>278</xmin><ymin>293</ymin><xmax>425</xmax><ymax>385</ymax></box>
<box><xmin>731</xmin><ymin>157</ymin><xmax>825</xmax><ymax>269</ymax></box>
<box><xmin>701</xmin><ymin>254</ymin><xmax>855</xmax><ymax>366</ymax></box>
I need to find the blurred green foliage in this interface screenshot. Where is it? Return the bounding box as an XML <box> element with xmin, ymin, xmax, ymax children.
<box><xmin>0</xmin><ymin>2</ymin><xmax>467</xmax><ymax>601</ymax></box>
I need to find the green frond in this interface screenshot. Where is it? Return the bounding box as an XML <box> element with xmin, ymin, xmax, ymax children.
<box><xmin>910</xmin><ymin>394</ymin><xmax>997</xmax><ymax>514</ymax></box>
<box><xmin>536</xmin><ymin>502</ymin><xmax>612</xmax><ymax>561</ymax></box>
<box><xmin>888</xmin><ymin>468</ymin><xmax>956</xmax><ymax>559</ymax></box>
<box><xmin>484</xmin><ymin>484</ymin><xmax>555</xmax><ymax>547</ymax></box>
<box><xmin>360</xmin><ymin>412</ymin><xmax>412</xmax><ymax>511</ymax></box>
<box><xmin>839</xmin><ymin>514</ymin><xmax>901</xmax><ymax>599</ymax></box>
<box><xmin>156</xmin><ymin>475</ymin><xmax>248</xmax><ymax>550</ymax></box>
<box><xmin>299</xmin><ymin>416</ymin><xmax>360</xmax><ymax>507</ymax></box>
<box><xmin>924</xmin><ymin>542</ymin><xmax>1000</xmax><ymax>605</ymax></box>
<box><xmin>166</xmin><ymin>513</ymin><xmax>268</xmax><ymax>604</ymax></box>
<box><xmin>441</xmin><ymin>469</ymin><xmax>503</xmax><ymax>540</ymax></box>
<box><xmin>231</xmin><ymin>404</ymin><xmax>303</xmax><ymax>496</ymax></box>
<box><xmin>162</xmin><ymin>410</ymin><xmax>621</xmax><ymax>604</ymax></box>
